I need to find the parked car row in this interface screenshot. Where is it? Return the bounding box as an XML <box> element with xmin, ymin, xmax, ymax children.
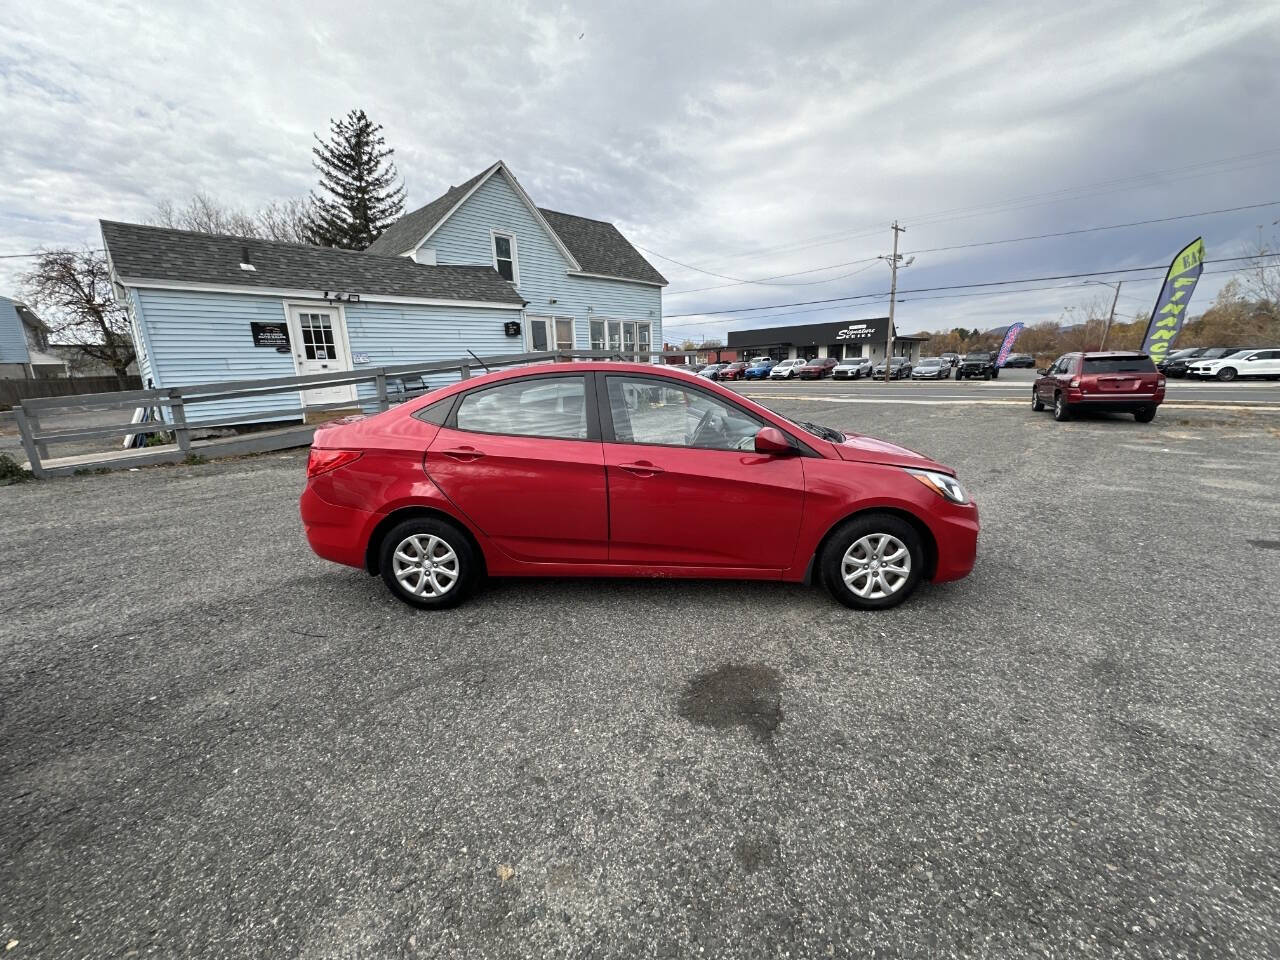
<box><xmin>1159</xmin><ymin>346</ymin><xmax>1280</xmax><ymax>381</ymax></box>
<box><xmin>688</xmin><ymin>353</ymin><xmax>1022</xmax><ymax>382</ymax></box>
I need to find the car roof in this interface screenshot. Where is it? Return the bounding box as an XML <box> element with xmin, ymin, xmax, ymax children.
<box><xmin>1079</xmin><ymin>350</ymin><xmax>1147</xmax><ymax>357</ymax></box>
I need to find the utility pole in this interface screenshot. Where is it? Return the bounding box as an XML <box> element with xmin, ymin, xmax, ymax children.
<box><xmin>882</xmin><ymin>221</ymin><xmax>906</xmax><ymax>383</ymax></box>
<box><xmin>1099</xmin><ymin>281</ymin><xmax>1122</xmax><ymax>351</ymax></box>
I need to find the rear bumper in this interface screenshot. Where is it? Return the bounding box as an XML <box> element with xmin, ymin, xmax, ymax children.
<box><xmin>1067</xmin><ymin>390</ymin><xmax>1163</xmax><ymax>408</ymax></box>
<box><xmin>300</xmin><ymin>483</ymin><xmax>377</xmax><ymax>568</ymax></box>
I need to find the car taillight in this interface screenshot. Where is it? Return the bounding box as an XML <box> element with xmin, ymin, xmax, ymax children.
<box><xmin>307</xmin><ymin>448</ymin><xmax>363</xmax><ymax>478</ymax></box>
<box><xmin>1157</xmin><ymin>377</ymin><xmax>1166</xmax><ymax>388</ymax></box>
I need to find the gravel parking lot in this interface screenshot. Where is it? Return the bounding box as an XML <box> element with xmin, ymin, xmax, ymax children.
<box><xmin>3</xmin><ymin>399</ymin><xmax>1279</xmax><ymax>959</ymax></box>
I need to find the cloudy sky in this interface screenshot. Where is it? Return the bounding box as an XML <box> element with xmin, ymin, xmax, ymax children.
<box><xmin>2</xmin><ymin>0</ymin><xmax>1278</xmax><ymax>339</ymax></box>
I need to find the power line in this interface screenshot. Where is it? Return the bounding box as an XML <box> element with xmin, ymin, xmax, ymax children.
<box><xmin>640</xmin><ymin>145</ymin><xmax>1280</xmax><ymax>272</ymax></box>
<box><xmin>902</xmin><ymin>201</ymin><xmax>1280</xmax><ymax>257</ymax></box>
<box><xmin>665</xmin><ymin>257</ymin><xmax>881</xmax><ymax>297</ymax></box>
<box><xmin>661</xmin><ymin>254</ymin><xmax>1279</xmax><ymax>325</ymax></box>
<box><xmin>664</xmin><ymin>199</ymin><xmax>1280</xmax><ymax>297</ymax></box>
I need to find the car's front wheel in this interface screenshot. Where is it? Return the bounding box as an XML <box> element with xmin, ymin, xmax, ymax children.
<box><xmin>379</xmin><ymin>517</ymin><xmax>478</xmax><ymax>609</ymax></box>
<box><xmin>1053</xmin><ymin>392</ymin><xmax>1071</xmax><ymax>421</ymax></box>
<box><xmin>1032</xmin><ymin>390</ymin><xmax>1045</xmax><ymax>411</ymax></box>
<box><xmin>820</xmin><ymin>513</ymin><xmax>925</xmax><ymax>610</ymax></box>
<box><xmin>1216</xmin><ymin>367</ymin><xmax>1238</xmax><ymax>382</ymax></box>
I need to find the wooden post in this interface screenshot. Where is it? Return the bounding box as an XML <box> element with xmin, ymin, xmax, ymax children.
<box><xmin>24</xmin><ymin>407</ymin><xmax>50</xmax><ymax>460</ymax></box>
<box><xmin>375</xmin><ymin>370</ymin><xmax>390</xmax><ymax>411</ymax></box>
<box><xmin>12</xmin><ymin>405</ymin><xmax>46</xmax><ymax>480</ymax></box>
<box><xmin>169</xmin><ymin>390</ymin><xmax>192</xmax><ymax>454</ymax></box>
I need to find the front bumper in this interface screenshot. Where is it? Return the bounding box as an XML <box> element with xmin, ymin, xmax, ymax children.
<box><xmin>928</xmin><ymin>501</ymin><xmax>980</xmax><ymax>583</ymax></box>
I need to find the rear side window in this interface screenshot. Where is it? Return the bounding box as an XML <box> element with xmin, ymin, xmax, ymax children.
<box><xmin>1083</xmin><ymin>356</ymin><xmax>1155</xmax><ymax>374</ymax></box>
<box><xmin>412</xmin><ymin>396</ymin><xmax>455</xmax><ymax>425</ymax></box>
<box><xmin>454</xmin><ymin>376</ymin><xmax>588</xmax><ymax>439</ymax></box>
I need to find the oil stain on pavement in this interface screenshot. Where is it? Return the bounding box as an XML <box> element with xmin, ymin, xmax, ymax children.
<box><xmin>678</xmin><ymin>663</ymin><xmax>783</xmax><ymax>741</ymax></box>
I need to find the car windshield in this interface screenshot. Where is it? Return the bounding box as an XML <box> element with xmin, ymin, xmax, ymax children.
<box><xmin>963</xmin><ymin>354</ymin><xmax>989</xmax><ymax>361</ymax></box>
<box><xmin>918</xmin><ymin>358</ymin><xmax>940</xmax><ymax>366</ymax></box>
<box><xmin>1082</xmin><ymin>356</ymin><xmax>1156</xmax><ymax>373</ymax></box>
<box><xmin>1219</xmin><ymin>350</ymin><xmax>1252</xmax><ymax>359</ymax></box>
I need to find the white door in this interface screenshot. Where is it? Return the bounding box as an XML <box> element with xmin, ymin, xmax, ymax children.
<box><xmin>286</xmin><ymin>305</ymin><xmax>357</xmax><ymax>407</ymax></box>
<box><xmin>526</xmin><ymin>315</ymin><xmax>574</xmax><ymax>353</ymax></box>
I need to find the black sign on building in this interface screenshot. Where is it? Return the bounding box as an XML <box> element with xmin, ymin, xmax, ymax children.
<box><xmin>250</xmin><ymin>322</ymin><xmax>290</xmax><ymax>349</ymax></box>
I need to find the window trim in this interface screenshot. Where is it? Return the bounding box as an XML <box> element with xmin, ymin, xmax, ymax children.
<box><xmin>596</xmin><ymin>372</ymin><xmax>814</xmax><ymax>455</ymax></box>
<box><xmin>490</xmin><ymin>229</ymin><xmax>519</xmax><ymax>285</ymax></box>
<box><xmin>443</xmin><ymin>372</ymin><xmax>599</xmax><ymax>442</ymax></box>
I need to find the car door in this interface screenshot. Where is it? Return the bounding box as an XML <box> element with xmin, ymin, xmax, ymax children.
<box><xmin>424</xmin><ymin>373</ymin><xmax>609</xmax><ymax>563</ymax></box>
<box><xmin>1246</xmin><ymin>349</ymin><xmax>1280</xmax><ymax>376</ymax></box>
<box><xmin>598</xmin><ymin>373</ymin><xmax>804</xmax><ymax>571</ymax></box>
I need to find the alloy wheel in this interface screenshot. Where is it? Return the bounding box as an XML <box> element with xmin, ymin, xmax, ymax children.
<box><xmin>392</xmin><ymin>533</ymin><xmax>460</xmax><ymax>597</ymax></box>
<box><xmin>841</xmin><ymin>534</ymin><xmax>911</xmax><ymax>600</ymax></box>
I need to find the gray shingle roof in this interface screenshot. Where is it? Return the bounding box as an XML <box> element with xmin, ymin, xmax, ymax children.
<box><xmin>362</xmin><ymin>161</ymin><xmax>667</xmax><ymax>285</ymax></box>
<box><xmin>364</xmin><ymin>166</ymin><xmax>494</xmax><ymax>256</ymax></box>
<box><xmin>538</xmin><ymin>208</ymin><xmax>666</xmax><ymax>285</ymax></box>
<box><xmin>100</xmin><ymin>221</ymin><xmax>526</xmax><ymax>306</ymax></box>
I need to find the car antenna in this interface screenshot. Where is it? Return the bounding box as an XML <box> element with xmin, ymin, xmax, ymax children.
<box><xmin>466</xmin><ymin>349</ymin><xmax>491</xmax><ymax>373</ymax></box>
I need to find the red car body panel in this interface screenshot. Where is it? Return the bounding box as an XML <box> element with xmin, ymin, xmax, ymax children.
<box><xmin>299</xmin><ymin>362</ymin><xmax>978</xmax><ymax>587</ymax></box>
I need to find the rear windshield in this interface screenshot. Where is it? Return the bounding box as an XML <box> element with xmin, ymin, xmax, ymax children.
<box><xmin>1083</xmin><ymin>356</ymin><xmax>1155</xmax><ymax>373</ymax></box>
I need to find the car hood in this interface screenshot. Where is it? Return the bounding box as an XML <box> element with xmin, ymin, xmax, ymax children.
<box><xmin>830</xmin><ymin>432</ymin><xmax>948</xmax><ymax>471</ymax></box>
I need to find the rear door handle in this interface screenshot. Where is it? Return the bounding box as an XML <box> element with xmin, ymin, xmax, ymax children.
<box><xmin>439</xmin><ymin>447</ymin><xmax>485</xmax><ymax>462</ymax></box>
<box><xmin>618</xmin><ymin>461</ymin><xmax>663</xmax><ymax>477</ymax></box>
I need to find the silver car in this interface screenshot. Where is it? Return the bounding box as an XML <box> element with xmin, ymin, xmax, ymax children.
<box><xmin>769</xmin><ymin>359</ymin><xmax>806</xmax><ymax>379</ymax></box>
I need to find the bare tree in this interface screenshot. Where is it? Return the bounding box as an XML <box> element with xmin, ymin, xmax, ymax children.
<box><xmin>21</xmin><ymin>248</ymin><xmax>135</xmax><ymax>387</ymax></box>
<box><xmin>151</xmin><ymin>193</ymin><xmax>313</xmax><ymax>243</ymax></box>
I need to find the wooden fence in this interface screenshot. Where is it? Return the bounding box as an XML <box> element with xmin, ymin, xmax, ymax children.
<box><xmin>1</xmin><ymin>375</ymin><xmax>143</xmax><ymax>407</ymax></box>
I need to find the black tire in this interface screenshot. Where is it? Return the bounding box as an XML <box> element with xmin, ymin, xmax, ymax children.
<box><xmin>1216</xmin><ymin>367</ymin><xmax>1237</xmax><ymax>382</ymax></box>
<box><xmin>378</xmin><ymin>517</ymin><xmax>478</xmax><ymax>609</ymax></box>
<box><xmin>1031</xmin><ymin>390</ymin><xmax>1045</xmax><ymax>412</ymax></box>
<box><xmin>982</xmin><ymin>371</ymin><xmax>991</xmax><ymax>381</ymax></box>
<box><xmin>1053</xmin><ymin>392</ymin><xmax>1071</xmax><ymax>421</ymax></box>
<box><xmin>819</xmin><ymin>512</ymin><xmax>925</xmax><ymax>610</ymax></box>
<box><xmin>991</xmin><ymin>368</ymin><xmax>999</xmax><ymax>379</ymax></box>
<box><xmin>956</xmin><ymin>372</ymin><xmax>965</xmax><ymax>381</ymax></box>
<box><xmin>1134</xmin><ymin>405</ymin><xmax>1157</xmax><ymax>423</ymax></box>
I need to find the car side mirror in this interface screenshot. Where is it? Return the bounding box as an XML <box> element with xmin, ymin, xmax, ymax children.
<box><xmin>754</xmin><ymin>426</ymin><xmax>794</xmax><ymax>455</ymax></box>
<box><xmin>1037</xmin><ymin>368</ymin><xmax>1049</xmax><ymax>376</ymax></box>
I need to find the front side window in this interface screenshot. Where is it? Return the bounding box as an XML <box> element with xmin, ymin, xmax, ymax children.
<box><xmin>606</xmin><ymin>376</ymin><xmax>761</xmax><ymax>451</ymax></box>
<box><xmin>454</xmin><ymin>376</ymin><xmax>587</xmax><ymax>440</ymax></box>
<box><xmin>492</xmin><ymin>233</ymin><xmax>517</xmax><ymax>282</ymax></box>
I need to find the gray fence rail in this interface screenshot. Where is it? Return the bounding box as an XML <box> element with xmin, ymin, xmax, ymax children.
<box><xmin>12</xmin><ymin>349</ymin><xmax>701</xmax><ymax>479</ymax></box>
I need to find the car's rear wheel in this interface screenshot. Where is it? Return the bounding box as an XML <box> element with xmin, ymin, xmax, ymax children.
<box><xmin>379</xmin><ymin>517</ymin><xmax>477</xmax><ymax>609</ymax></box>
<box><xmin>820</xmin><ymin>513</ymin><xmax>924</xmax><ymax>610</ymax></box>
<box><xmin>1031</xmin><ymin>390</ymin><xmax>1045</xmax><ymax>411</ymax></box>
<box><xmin>1053</xmin><ymin>392</ymin><xmax>1071</xmax><ymax>421</ymax></box>
<box><xmin>1216</xmin><ymin>367</ymin><xmax>1237</xmax><ymax>382</ymax></box>
<box><xmin>1134</xmin><ymin>405</ymin><xmax>1157</xmax><ymax>423</ymax></box>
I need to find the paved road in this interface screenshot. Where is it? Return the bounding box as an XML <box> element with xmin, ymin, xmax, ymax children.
<box><xmin>729</xmin><ymin>368</ymin><xmax>1280</xmax><ymax>408</ymax></box>
<box><xmin>2</xmin><ymin>401</ymin><xmax>1279</xmax><ymax>958</ymax></box>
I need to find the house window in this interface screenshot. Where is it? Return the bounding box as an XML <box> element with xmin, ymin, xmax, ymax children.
<box><xmin>527</xmin><ymin>316</ymin><xmax>574</xmax><ymax>352</ymax></box>
<box><xmin>590</xmin><ymin>319</ymin><xmax>606</xmax><ymax>351</ymax></box>
<box><xmin>492</xmin><ymin>232</ymin><xmax>517</xmax><ymax>283</ymax></box>
<box><xmin>600</xmin><ymin>319</ymin><xmax>653</xmax><ymax>358</ymax></box>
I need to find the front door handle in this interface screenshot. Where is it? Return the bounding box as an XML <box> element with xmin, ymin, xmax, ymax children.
<box><xmin>439</xmin><ymin>447</ymin><xmax>485</xmax><ymax>462</ymax></box>
<box><xmin>618</xmin><ymin>461</ymin><xmax>663</xmax><ymax>477</ymax></box>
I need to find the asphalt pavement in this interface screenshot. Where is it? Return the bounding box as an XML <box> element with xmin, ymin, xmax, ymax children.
<box><xmin>2</xmin><ymin>397</ymin><xmax>1279</xmax><ymax>959</ymax></box>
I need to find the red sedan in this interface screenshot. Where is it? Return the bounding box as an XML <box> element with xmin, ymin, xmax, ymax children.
<box><xmin>300</xmin><ymin>363</ymin><xmax>978</xmax><ymax>610</ymax></box>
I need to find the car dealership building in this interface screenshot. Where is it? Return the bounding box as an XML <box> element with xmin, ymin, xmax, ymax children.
<box><xmin>726</xmin><ymin>316</ymin><xmax>928</xmax><ymax>365</ymax></box>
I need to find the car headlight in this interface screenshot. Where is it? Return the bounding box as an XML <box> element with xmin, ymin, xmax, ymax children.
<box><xmin>907</xmin><ymin>468</ymin><xmax>969</xmax><ymax>504</ymax></box>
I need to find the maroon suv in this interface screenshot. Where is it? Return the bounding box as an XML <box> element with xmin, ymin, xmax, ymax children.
<box><xmin>797</xmin><ymin>357</ymin><xmax>839</xmax><ymax>380</ymax></box>
<box><xmin>717</xmin><ymin>361</ymin><xmax>749</xmax><ymax>381</ymax></box>
<box><xmin>1032</xmin><ymin>351</ymin><xmax>1166</xmax><ymax>422</ymax></box>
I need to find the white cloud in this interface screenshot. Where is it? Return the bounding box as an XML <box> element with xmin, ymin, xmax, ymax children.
<box><xmin>1</xmin><ymin>0</ymin><xmax>1277</xmax><ymax>333</ymax></box>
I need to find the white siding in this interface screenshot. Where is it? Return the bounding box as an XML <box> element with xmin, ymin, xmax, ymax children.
<box><xmin>428</xmin><ymin>171</ymin><xmax>662</xmax><ymax>350</ymax></box>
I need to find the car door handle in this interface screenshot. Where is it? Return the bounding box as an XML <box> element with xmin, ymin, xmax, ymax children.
<box><xmin>439</xmin><ymin>447</ymin><xmax>485</xmax><ymax>462</ymax></box>
<box><xmin>618</xmin><ymin>461</ymin><xmax>663</xmax><ymax>477</ymax></box>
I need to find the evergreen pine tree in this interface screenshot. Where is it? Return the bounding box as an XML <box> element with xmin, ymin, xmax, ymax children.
<box><xmin>305</xmin><ymin>109</ymin><xmax>406</xmax><ymax>249</ymax></box>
